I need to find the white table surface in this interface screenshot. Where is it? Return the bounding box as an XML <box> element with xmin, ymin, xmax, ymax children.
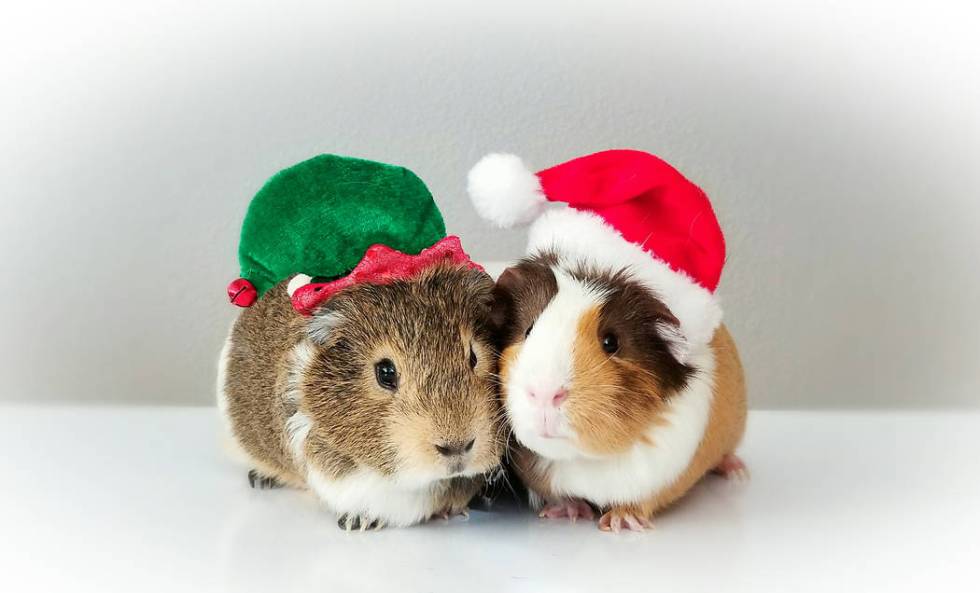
<box><xmin>1</xmin><ymin>406</ymin><xmax>977</xmax><ymax>593</ymax></box>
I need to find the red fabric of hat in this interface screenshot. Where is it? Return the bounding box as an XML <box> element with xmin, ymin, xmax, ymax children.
<box><xmin>535</xmin><ymin>150</ymin><xmax>725</xmax><ymax>292</ymax></box>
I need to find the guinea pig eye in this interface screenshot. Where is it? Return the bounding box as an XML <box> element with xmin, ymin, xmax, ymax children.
<box><xmin>601</xmin><ymin>333</ymin><xmax>619</xmax><ymax>355</ymax></box>
<box><xmin>524</xmin><ymin>323</ymin><xmax>534</xmax><ymax>339</ymax></box>
<box><xmin>374</xmin><ymin>359</ymin><xmax>398</xmax><ymax>391</ymax></box>
<box><xmin>469</xmin><ymin>345</ymin><xmax>478</xmax><ymax>370</ymax></box>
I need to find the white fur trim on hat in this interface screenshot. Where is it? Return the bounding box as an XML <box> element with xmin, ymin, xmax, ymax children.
<box><xmin>527</xmin><ymin>208</ymin><xmax>723</xmax><ymax>351</ymax></box>
<box><xmin>467</xmin><ymin>153</ymin><xmax>547</xmax><ymax>228</ymax></box>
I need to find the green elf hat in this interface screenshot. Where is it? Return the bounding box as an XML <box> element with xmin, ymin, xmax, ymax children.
<box><xmin>227</xmin><ymin>154</ymin><xmax>482</xmax><ymax>315</ymax></box>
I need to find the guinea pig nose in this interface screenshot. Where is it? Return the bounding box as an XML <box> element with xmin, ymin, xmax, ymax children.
<box><xmin>529</xmin><ymin>388</ymin><xmax>568</xmax><ymax>407</ymax></box>
<box><xmin>435</xmin><ymin>439</ymin><xmax>474</xmax><ymax>457</ymax></box>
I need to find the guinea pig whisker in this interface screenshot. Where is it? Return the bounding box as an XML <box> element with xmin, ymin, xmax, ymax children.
<box><xmin>482</xmin><ymin>345</ymin><xmax>503</xmax><ymax>357</ymax></box>
<box><xmin>492</xmin><ymin>467</ymin><xmax>520</xmax><ymax>502</ymax></box>
<box><xmin>494</xmin><ymin>422</ymin><xmax>514</xmax><ymax>446</ymax></box>
<box><xmin>617</xmin><ymin>359</ymin><xmax>667</xmax><ymax>385</ymax></box>
<box><xmin>575</xmin><ymin>405</ymin><xmax>643</xmax><ymax>433</ymax></box>
<box><xmin>490</xmin><ymin>423</ymin><xmax>511</xmax><ymax>448</ymax></box>
<box><xmin>582</xmin><ymin>384</ymin><xmax>634</xmax><ymax>392</ymax></box>
<box><xmin>494</xmin><ymin>425</ymin><xmax>513</xmax><ymax>448</ymax></box>
<box><xmin>491</xmin><ymin>421</ymin><xmax>513</xmax><ymax>448</ymax></box>
<box><xmin>489</xmin><ymin>406</ymin><xmax>511</xmax><ymax>424</ymax></box>
<box><xmin>578</xmin><ymin>353</ymin><xmax>618</xmax><ymax>377</ymax></box>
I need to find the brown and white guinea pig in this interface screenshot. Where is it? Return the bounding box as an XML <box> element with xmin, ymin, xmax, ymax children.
<box><xmin>216</xmin><ymin>264</ymin><xmax>504</xmax><ymax>530</ymax></box>
<box><xmin>469</xmin><ymin>150</ymin><xmax>747</xmax><ymax>532</ymax></box>
<box><xmin>491</xmin><ymin>254</ymin><xmax>747</xmax><ymax>531</ymax></box>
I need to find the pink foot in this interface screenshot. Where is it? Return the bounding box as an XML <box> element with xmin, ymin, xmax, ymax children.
<box><xmin>712</xmin><ymin>453</ymin><xmax>749</xmax><ymax>480</ymax></box>
<box><xmin>598</xmin><ymin>509</ymin><xmax>653</xmax><ymax>532</ymax></box>
<box><xmin>430</xmin><ymin>508</ymin><xmax>469</xmax><ymax>522</ymax></box>
<box><xmin>539</xmin><ymin>499</ymin><xmax>595</xmax><ymax>522</ymax></box>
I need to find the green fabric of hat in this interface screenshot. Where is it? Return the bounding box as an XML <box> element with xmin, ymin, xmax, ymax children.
<box><xmin>237</xmin><ymin>154</ymin><xmax>447</xmax><ymax>297</ymax></box>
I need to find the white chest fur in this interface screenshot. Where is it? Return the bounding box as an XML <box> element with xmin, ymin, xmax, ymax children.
<box><xmin>306</xmin><ymin>467</ymin><xmax>439</xmax><ymax>527</ymax></box>
<box><xmin>541</xmin><ymin>345</ymin><xmax>716</xmax><ymax>507</ymax></box>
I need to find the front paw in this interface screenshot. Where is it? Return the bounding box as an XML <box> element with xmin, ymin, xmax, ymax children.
<box><xmin>430</xmin><ymin>504</ymin><xmax>470</xmax><ymax>522</ymax></box>
<box><xmin>429</xmin><ymin>476</ymin><xmax>480</xmax><ymax>521</ymax></box>
<box><xmin>712</xmin><ymin>453</ymin><xmax>750</xmax><ymax>481</ymax></box>
<box><xmin>539</xmin><ymin>499</ymin><xmax>595</xmax><ymax>522</ymax></box>
<box><xmin>247</xmin><ymin>469</ymin><xmax>283</xmax><ymax>490</ymax></box>
<box><xmin>337</xmin><ymin>513</ymin><xmax>385</xmax><ymax>532</ymax></box>
<box><xmin>598</xmin><ymin>507</ymin><xmax>653</xmax><ymax>532</ymax></box>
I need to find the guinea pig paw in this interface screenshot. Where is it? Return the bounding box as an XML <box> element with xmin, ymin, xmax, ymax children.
<box><xmin>598</xmin><ymin>509</ymin><xmax>653</xmax><ymax>533</ymax></box>
<box><xmin>430</xmin><ymin>507</ymin><xmax>470</xmax><ymax>522</ymax></box>
<box><xmin>247</xmin><ymin>469</ymin><xmax>283</xmax><ymax>490</ymax></box>
<box><xmin>538</xmin><ymin>499</ymin><xmax>595</xmax><ymax>523</ymax></box>
<box><xmin>712</xmin><ymin>453</ymin><xmax>750</xmax><ymax>481</ymax></box>
<box><xmin>337</xmin><ymin>513</ymin><xmax>383</xmax><ymax>532</ymax></box>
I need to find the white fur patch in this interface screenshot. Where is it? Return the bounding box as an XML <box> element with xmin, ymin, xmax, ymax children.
<box><xmin>527</xmin><ymin>489</ymin><xmax>545</xmax><ymax>511</ymax></box>
<box><xmin>283</xmin><ymin>340</ymin><xmax>315</xmax><ymax>405</ymax></box>
<box><xmin>215</xmin><ymin>333</ymin><xmax>234</xmax><ymax>434</ymax></box>
<box><xmin>655</xmin><ymin>319</ymin><xmax>691</xmax><ymax>366</ymax></box>
<box><xmin>308</xmin><ymin>310</ymin><xmax>345</xmax><ymax>344</ymax></box>
<box><xmin>284</xmin><ymin>341</ymin><xmax>316</xmax><ymax>467</ymax></box>
<box><xmin>538</xmin><ymin>343</ymin><xmax>716</xmax><ymax>506</ymax></box>
<box><xmin>527</xmin><ymin>207</ymin><xmax>722</xmax><ymax>355</ymax></box>
<box><xmin>505</xmin><ymin>268</ymin><xmax>607</xmax><ymax>460</ymax></box>
<box><xmin>307</xmin><ymin>467</ymin><xmax>440</xmax><ymax>527</ymax></box>
<box><xmin>285</xmin><ymin>412</ymin><xmax>312</xmax><ymax>465</ymax></box>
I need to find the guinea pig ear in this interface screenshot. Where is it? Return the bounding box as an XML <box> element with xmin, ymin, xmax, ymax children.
<box><xmin>447</xmin><ymin>266</ymin><xmax>495</xmax><ymax>313</ymax></box>
<box><xmin>654</xmin><ymin>313</ymin><xmax>691</xmax><ymax>365</ymax></box>
<box><xmin>489</xmin><ymin>266</ymin><xmax>523</xmax><ymax>333</ymax></box>
<box><xmin>463</xmin><ymin>266</ymin><xmax>496</xmax><ymax>297</ymax></box>
<box><xmin>307</xmin><ymin>300</ymin><xmax>347</xmax><ymax>344</ymax></box>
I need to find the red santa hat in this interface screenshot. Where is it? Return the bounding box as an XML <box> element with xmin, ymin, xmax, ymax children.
<box><xmin>467</xmin><ymin>149</ymin><xmax>726</xmax><ymax>351</ymax></box>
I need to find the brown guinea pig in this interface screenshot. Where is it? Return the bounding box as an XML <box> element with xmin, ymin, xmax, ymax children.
<box><xmin>492</xmin><ymin>252</ymin><xmax>747</xmax><ymax>532</ymax></box>
<box><xmin>217</xmin><ymin>264</ymin><xmax>504</xmax><ymax>530</ymax></box>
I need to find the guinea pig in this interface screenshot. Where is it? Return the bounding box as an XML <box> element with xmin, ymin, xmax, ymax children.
<box><xmin>217</xmin><ymin>264</ymin><xmax>504</xmax><ymax>530</ymax></box>
<box><xmin>467</xmin><ymin>149</ymin><xmax>747</xmax><ymax>532</ymax></box>
<box><xmin>492</xmin><ymin>253</ymin><xmax>747</xmax><ymax>531</ymax></box>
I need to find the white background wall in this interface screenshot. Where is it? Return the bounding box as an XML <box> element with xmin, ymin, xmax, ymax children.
<box><xmin>1</xmin><ymin>0</ymin><xmax>977</xmax><ymax>408</ymax></box>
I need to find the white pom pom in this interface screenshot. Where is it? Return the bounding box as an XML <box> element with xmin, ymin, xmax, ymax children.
<box><xmin>467</xmin><ymin>153</ymin><xmax>547</xmax><ymax>228</ymax></box>
<box><xmin>286</xmin><ymin>273</ymin><xmax>312</xmax><ymax>297</ymax></box>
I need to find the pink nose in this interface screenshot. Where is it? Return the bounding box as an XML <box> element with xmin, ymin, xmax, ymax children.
<box><xmin>529</xmin><ymin>388</ymin><xmax>568</xmax><ymax>406</ymax></box>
